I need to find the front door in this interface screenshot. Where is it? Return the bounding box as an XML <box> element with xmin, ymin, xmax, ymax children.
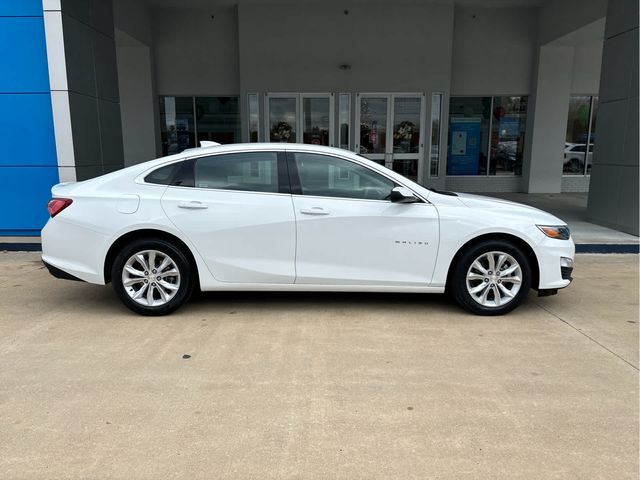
<box><xmin>356</xmin><ymin>93</ymin><xmax>425</xmax><ymax>182</ymax></box>
<box><xmin>288</xmin><ymin>151</ymin><xmax>439</xmax><ymax>286</ymax></box>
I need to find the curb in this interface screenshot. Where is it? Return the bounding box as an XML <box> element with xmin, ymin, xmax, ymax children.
<box><xmin>1</xmin><ymin>243</ymin><xmax>42</xmax><ymax>252</ymax></box>
<box><xmin>575</xmin><ymin>244</ymin><xmax>640</xmax><ymax>254</ymax></box>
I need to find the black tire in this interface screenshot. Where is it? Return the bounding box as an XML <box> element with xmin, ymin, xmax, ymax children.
<box><xmin>568</xmin><ymin>158</ymin><xmax>583</xmax><ymax>173</ymax></box>
<box><xmin>111</xmin><ymin>237</ymin><xmax>195</xmax><ymax>316</ymax></box>
<box><xmin>450</xmin><ymin>239</ymin><xmax>532</xmax><ymax>316</ymax></box>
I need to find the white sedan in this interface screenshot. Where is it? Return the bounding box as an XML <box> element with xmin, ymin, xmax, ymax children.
<box><xmin>41</xmin><ymin>143</ymin><xmax>574</xmax><ymax>316</ymax></box>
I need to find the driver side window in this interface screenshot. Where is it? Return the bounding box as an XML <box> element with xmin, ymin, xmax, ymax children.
<box><xmin>292</xmin><ymin>153</ymin><xmax>395</xmax><ymax>200</ymax></box>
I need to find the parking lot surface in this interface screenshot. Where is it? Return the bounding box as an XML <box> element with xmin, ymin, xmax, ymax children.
<box><xmin>0</xmin><ymin>252</ymin><xmax>638</xmax><ymax>479</ymax></box>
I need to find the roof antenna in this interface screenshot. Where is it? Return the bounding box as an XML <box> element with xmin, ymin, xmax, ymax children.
<box><xmin>200</xmin><ymin>141</ymin><xmax>221</xmax><ymax>148</ymax></box>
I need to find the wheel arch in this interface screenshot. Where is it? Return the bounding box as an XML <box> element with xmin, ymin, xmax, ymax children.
<box><xmin>445</xmin><ymin>232</ymin><xmax>540</xmax><ymax>291</ymax></box>
<box><xmin>103</xmin><ymin>228</ymin><xmax>200</xmax><ymax>287</ymax></box>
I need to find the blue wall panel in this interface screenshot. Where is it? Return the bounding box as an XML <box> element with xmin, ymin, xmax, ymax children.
<box><xmin>1</xmin><ymin>166</ymin><xmax>60</xmax><ymax>235</ymax></box>
<box><xmin>0</xmin><ymin>1</ymin><xmax>59</xmax><ymax>235</ymax></box>
<box><xmin>0</xmin><ymin>17</ymin><xmax>50</xmax><ymax>92</ymax></box>
<box><xmin>0</xmin><ymin>93</ymin><xmax>57</xmax><ymax>167</ymax></box>
<box><xmin>0</xmin><ymin>0</ymin><xmax>44</xmax><ymax>17</ymax></box>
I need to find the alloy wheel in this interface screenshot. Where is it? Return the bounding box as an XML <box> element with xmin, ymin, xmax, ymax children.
<box><xmin>121</xmin><ymin>249</ymin><xmax>181</xmax><ymax>307</ymax></box>
<box><xmin>465</xmin><ymin>251</ymin><xmax>522</xmax><ymax>308</ymax></box>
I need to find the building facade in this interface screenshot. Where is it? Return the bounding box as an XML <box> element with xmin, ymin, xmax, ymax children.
<box><xmin>1</xmin><ymin>0</ymin><xmax>638</xmax><ymax>235</ymax></box>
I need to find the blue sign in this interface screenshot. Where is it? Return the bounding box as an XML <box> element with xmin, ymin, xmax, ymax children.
<box><xmin>448</xmin><ymin>117</ymin><xmax>481</xmax><ymax>175</ymax></box>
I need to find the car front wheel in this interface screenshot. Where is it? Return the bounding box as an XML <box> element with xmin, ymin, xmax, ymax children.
<box><xmin>111</xmin><ymin>238</ymin><xmax>195</xmax><ymax>315</ymax></box>
<box><xmin>451</xmin><ymin>240</ymin><xmax>532</xmax><ymax>316</ymax></box>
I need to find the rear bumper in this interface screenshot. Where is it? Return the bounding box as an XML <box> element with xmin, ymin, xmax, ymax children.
<box><xmin>42</xmin><ymin>260</ymin><xmax>85</xmax><ymax>282</ymax></box>
<box><xmin>41</xmin><ymin>217</ymin><xmax>110</xmax><ymax>285</ymax></box>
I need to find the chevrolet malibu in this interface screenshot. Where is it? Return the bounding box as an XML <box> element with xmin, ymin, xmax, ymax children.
<box><xmin>41</xmin><ymin>143</ymin><xmax>574</xmax><ymax>316</ymax></box>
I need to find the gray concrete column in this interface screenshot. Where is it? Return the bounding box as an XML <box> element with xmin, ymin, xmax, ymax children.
<box><xmin>523</xmin><ymin>45</ymin><xmax>574</xmax><ymax>193</ymax></box>
<box><xmin>587</xmin><ymin>0</ymin><xmax>639</xmax><ymax>236</ymax></box>
<box><xmin>53</xmin><ymin>0</ymin><xmax>124</xmax><ymax>181</ymax></box>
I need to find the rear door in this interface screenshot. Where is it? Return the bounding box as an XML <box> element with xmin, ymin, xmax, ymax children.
<box><xmin>160</xmin><ymin>151</ymin><xmax>296</xmax><ymax>284</ymax></box>
<box><xmin>288</xmin><ymin>151</ymin><xmax>439</xmax><ymax>286</ymax></box>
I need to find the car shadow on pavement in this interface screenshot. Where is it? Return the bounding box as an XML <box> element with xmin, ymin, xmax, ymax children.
<box><xmin>189</xmin><ymin>290</ymin><xmax>458</xmax><ymax>311</ymax></box>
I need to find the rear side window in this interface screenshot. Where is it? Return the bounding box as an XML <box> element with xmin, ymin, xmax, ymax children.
<box><xmin>194</xmin><ymin>152</ymin><xmax>279</xmax><ymax>193</ymax></box>
<box><xmin>145</xmin><ymin>163</ymin><xmax>178</xmax><ymax>185</ymax></box>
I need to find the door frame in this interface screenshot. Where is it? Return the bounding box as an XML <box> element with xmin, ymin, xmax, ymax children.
<box><xmin>355</xmin><ymin>92</ymin><xmax>427</xmax><ymax>183</ymax></box>
<box><xmin>264</xmin><ymin>93</ymin><xmax>335</xmax><ymax>147</ymax></box>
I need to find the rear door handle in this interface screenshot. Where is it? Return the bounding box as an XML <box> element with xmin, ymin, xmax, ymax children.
<box><xmin>300</xmin><ymin>207</ymin><xmax>330</xmax><ymax>216</ymax></box>
<box><xmin>178</xmin><ymin>201</ymin><xmax>208</xmax><ymax>210</ymax></box>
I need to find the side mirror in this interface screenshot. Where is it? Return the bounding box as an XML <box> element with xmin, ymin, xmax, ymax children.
<box><xmin>390</xmin><ymin>186</ymin><xmax>420</xmax><ymax>204</ymax></box>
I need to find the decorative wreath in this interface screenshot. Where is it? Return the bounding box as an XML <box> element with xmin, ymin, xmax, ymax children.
<box><xmin>393</xmin><ymin>121</ymin><xmax>415</xmax><ymax>141</ymax></box>
<box><xmin>271</xmin><ymin>121</ymin><xmax>292</xmax><ymax>141</ymax></box>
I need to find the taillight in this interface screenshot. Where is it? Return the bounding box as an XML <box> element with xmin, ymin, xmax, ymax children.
<box><xmin>47</xmin><ymin>198</ymin><xmax>73</xmax><ymax>218</ymax></box>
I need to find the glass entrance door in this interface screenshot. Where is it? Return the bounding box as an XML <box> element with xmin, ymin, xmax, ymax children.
<box><xmin>266</xmin><ymin>93</ymin><xmax>334</xmax><ymax>146</ymax></box>
<box><xmin>267</xmin><ymin>95</ymin><xmax>298</xmax><ymax>143</ymax></box>
<box><xmin>357</xmin><ymin>93</ymin><xmax>424</xmax><ymax>182</ymax></box>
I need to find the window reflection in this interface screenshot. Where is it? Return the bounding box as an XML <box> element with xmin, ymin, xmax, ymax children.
<box><xmin>248</xmin><ymin>94</ymin><xmax>259</xmax><ymax>142</ymax></box>
<box><xmin>302</xmin><ymin>97</ymin><xmax>330</xmax><ymax>146</ymax></box>
<box><xmin>447</xmin><ymin>97</ymin><xmax>491</xmax><ymax>175</ymax></box>
<box><xmin>564</xmin><ymin>95</ymin><xmax>597</xmax><ymax>176</ymax></box>
<box><xmin>447</xmin><ymin>96</ymin><xmax>528</xmax><ymax>176</ymax></box>
<box><xmin>430</xmin><ymin>93</ymin><xmax>442</xmax><ymax>177</ymax></box>
<box><xmin>359</xmin><ymin>97</ymin><xmax>387</xmax><ymax>156</ymax></box>
<box><xmin>269</xmin><ymin>97</ymin><xmax>297</xmax><ymax>143</ymax></box>
<box><xmin>159</xmin><ymin>96</ymin><xmax>195</xmax><ymax>156</ymax></box>
<box><xmin>339</xmin><ymin>93</ymin><xmax>350</xmax><ymax>150</ymax></box>
<box><xmin>195</xmin><ymin>97</ymin><xmax>240</xmax><ymax>145</ymax></box>
<box><xmin>489</xmin><ymin>96</ymin><xmax>527</xmax><ymax>176</ymax></box>
<box><xmin>392</xmin><ymin>97</ymin><xmax>421</xmax><ymax>154</ymax></box>
<box><xmin>159</xmin><ymin>96</ymin><xmax>240</xmax><ymax>156</ymax></box>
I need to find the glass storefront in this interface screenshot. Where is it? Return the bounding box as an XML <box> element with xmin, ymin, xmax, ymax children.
<box><xmin>302</xmin><ymin>97</ymin><xmax>331</xmax><ymax>146</ymax></box>
<box><xmin>447</xmin><ymin>96</ymin><xmax>528</xmax><ymax>176</ymax></box>
<box><xmin>429</xmin><ymin>93</ymin><xmax>442</xmax><ymax>177</ymax></box>
<box><xmin>356</xmin><ymin>94</ymin><xmax>423</xmax><ymax>182</ymax></box>
<box><xmin>564</xmin><ymin>95</ymin><xmax>598</xmax><ymax>176</ymax></box>
<box><xmin>195</xmin><ymin>97</ymin><xmax>240</xmax><ymax>145</ymax></box>
<box><xmin>339</xmin><ymin>93</ymin><xmax>350</xmax><ymax>150</ymax></box>
<box><xmin>359</xmin><ymin>96</ymin><xmax>388</xmax><ymax>157</ymax></box>
<box><xmin>268</xmin><ymin>96</ymin><xmax>297</xmax><ymax>143</ymax></box>
<box><xmin>159</xmin><ymin>96</ymin><xmax>196</xmax><ymax>156</ymax></box>
<box><xmin>489</xmin><ymin>96</ymin><xmax>527</xmax><ymax>176</ymax></box>
<box><xmin>247</xmin><ymin>93</ymin><xmax>259</xmax><ymax>142</ymax></box>
<box><xmin>159</xmin><ymin>96</ymin><xmax>240</xmax><ymax>156</ymax></box>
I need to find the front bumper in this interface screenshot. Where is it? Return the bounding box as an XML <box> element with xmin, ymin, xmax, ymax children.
<box><xmin>561</xmin><ymin>265</ymin><xmax>574</xmax><ymax>282</ymax></box>
<box><xmin>534</xmin><ymin>236</ymin><xmax>575</xmax><ymax>290</ymax></box>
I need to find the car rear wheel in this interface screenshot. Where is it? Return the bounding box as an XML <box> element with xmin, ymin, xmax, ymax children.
<box><xmin>111</xmin><ymin>238</ymin><xmax>195</xmax><ymax>315</ymax></box>
<box><xmin>450</xmin><ymin>240</ymin><xmax>532</xmax><ymax>316</ymax></box>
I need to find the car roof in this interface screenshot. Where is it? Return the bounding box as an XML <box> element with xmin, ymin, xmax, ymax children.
<box><xmin>179</xmin><ymin>142</ymin><xmax>356</xmax><ymax>158</ymax></box>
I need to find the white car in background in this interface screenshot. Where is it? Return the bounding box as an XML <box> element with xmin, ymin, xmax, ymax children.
<box><xmin>41</xmin><ymin>143</ymin><xmax>574</xmax><ymax>316</ymax></box>
<box><xmin>564</xmin><ymin>142</ymin><xmax>593</xmax><ymax>173</ymax></box>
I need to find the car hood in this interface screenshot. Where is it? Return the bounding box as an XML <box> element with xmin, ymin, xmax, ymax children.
<box><xmin>453</xmin><ymin>192</ymin><xmax>567</xmax><ymax>225</ymax></box>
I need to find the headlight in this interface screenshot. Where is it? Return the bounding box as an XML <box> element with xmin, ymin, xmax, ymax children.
<box><xmin>537</xmin><ymin>225</ymin><xmax>571</xmax><ymax>240</ymax></box>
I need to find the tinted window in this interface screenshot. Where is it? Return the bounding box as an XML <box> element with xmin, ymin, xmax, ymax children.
<box><xmin>293</xmin><ymin>153</ymin><xmax>395</xmax><ymax>200</ymax></box>
<box><xmin>145</xmin><ymin>163</ymin><xmax>178</xmax><ymax>185</ymax></box>
<box><xmin>572</xmin><ymin>145</ymin><xmax>586</xmax><ymax>152</ymax></box>
<box><xmin>194</xmin><ymin>152</ymin><xmax>279</xmax><ymax>193</ymax></box>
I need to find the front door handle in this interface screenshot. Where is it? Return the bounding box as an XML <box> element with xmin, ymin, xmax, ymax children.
<box><xmin>300</xmin><ymin>207</ymin><xmax>330</xmax><ymax>216</ymax></box>
<box><xmin>178</xmin><ymin>201</ymin><xmax>208</xmax><ymax>210</ymax></box>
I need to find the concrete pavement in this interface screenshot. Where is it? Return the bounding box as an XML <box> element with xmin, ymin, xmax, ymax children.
<box><xmin>0</xmin><ymin>252</ymin><xmax>638</xmax><ymax>479</ymax></box>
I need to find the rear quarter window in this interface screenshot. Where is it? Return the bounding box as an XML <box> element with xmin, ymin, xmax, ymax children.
<box><xmin>144</xmin><ymin>163</ymin><xmax>178</xmax><ymax>185</ymax></box>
